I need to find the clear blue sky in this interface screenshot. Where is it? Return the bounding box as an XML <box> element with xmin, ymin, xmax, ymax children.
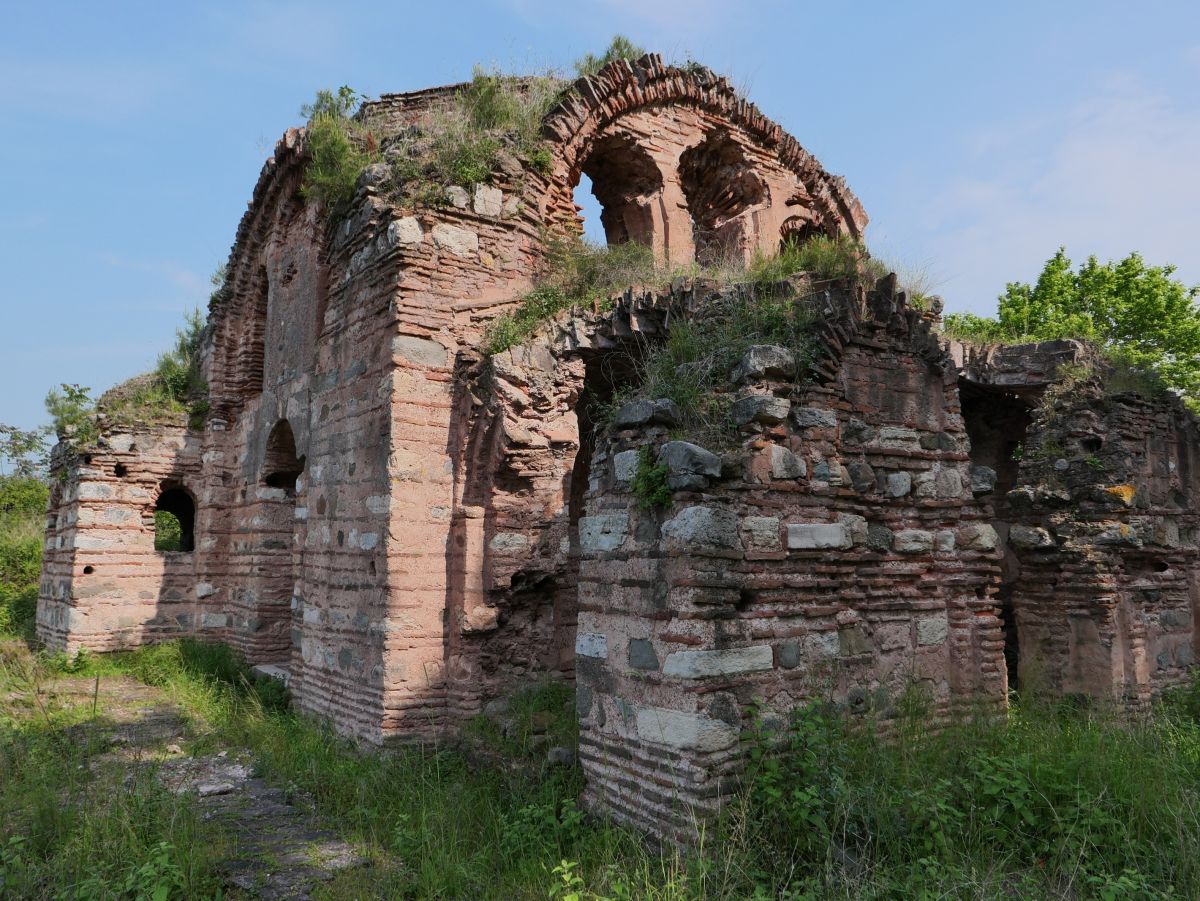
<box><xmin>2</xmin><ymin>1</ymin><xmax>1198</xmax><ymax>433</ymax></box>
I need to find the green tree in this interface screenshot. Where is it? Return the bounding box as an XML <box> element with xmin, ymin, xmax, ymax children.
<box><xmin>0</xmin><ymin>425</ymin><xmax>48</xmax><ymax>479</ymax></box>
<box><xmin>944</xmin><ymin>248</ymin><xmax>1200</xmax><ymax>402</ymax></box>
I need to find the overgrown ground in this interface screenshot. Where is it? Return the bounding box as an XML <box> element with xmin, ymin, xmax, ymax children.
<box><xmin>4</xmin><ymin>623</ymin><xmax>1200</xmax><ymax>899</ymax></box>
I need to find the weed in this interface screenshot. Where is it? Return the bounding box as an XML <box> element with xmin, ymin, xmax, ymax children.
<box><xmin>574</xmin><ymin>36</ymin><xmax>647</xmax><ymax>78</ymax></box>
<box><xmin>300</xmin><ymin>86</ymin><xmax>380</xmax><ymax>214</ymax></box>
<box><xmin>630</xmin><ymin>445</ymin><xmax>670</xmax><ymax>510</ymax></box>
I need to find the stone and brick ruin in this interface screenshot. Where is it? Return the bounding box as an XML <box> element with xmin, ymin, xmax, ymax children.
<box><xmin>36</xmin><ymin>55</ymin><xmax>1200</xmax><ymax>840</ymax></box>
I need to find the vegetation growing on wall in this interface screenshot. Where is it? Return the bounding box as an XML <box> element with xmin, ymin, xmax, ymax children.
<box><xmin>573</xmin><ymin>35</ymin><xmax>647</xmax><ymax>78</ymax></box>
<box><xmin>299</xmin><ymin>85</ymin><xmax>381</xmax><ymax>212</ymax></box>
<box><xmin>44</xmin><ymin>308</ymin><xmax>210</xmax><ymax>450</ymax></box>
<box><xmin>943</xmin><ymin>248</ymin><xmax>1200</xmax><ymax>406</ymax></box>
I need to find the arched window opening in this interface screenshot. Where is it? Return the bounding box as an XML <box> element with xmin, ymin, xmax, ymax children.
<box><xmin>573</xmin><ymin>173</ymin><xmax>607</xmax><ymax>245</ymax></box>
<box><xmin>575</xmin><ymin>135</ymin><xmax>663</xmax><ymax>248</ymax></box>
<box><xmin>263</xmin><ymin>420</ymin><xmax>305</xmax><ymax>497</ymax></box>
<box><xmin>155</xmin><ymin>485</ymin><xmax>196</xmax><ymax>553</ymax></box>
<box><xmin>679</xmin><ymin>129</ymin><xmax>767</xmax><ymax>264</ymax></box>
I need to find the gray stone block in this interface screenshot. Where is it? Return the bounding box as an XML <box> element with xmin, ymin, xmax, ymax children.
<box><xmin>893</xmin><ymin>529</ymin><xmax>935</xmax><ymax>553</ymax></box>
<box><xmin>769</xmin><ymin>445</ymin><xmax>806</xmax><ymax>479</ymax></box>
<box><xmin>662</xmin><ymin>506</ymin><xmax>740</xmax><ymax>551</ymax></box>
<box><xmin>793</xmin><ymin>407</ymin><xmax>838</xmax><ymax>429</ymax></box>
<box><xmin>731</xmin><ymin>395</ymin><xmax>791</xmax><ymax>426</ymax></box>
<box><xmin>778</xmin><ymin>642</ymin><xmax>801</xmax><ymax>669</ymax></box>
<box><xmin>733</xmin><ymin>344</ymin><xmax>796</xmax><ymax>383</ymax></box>
<box><xmin>741</xmin><ymin>515</ymin><xmax>781</xmax><ymax>550</ymax></box>
<box><xmin>917</xmin><ymin>614</ymin><xmax>949</xmax><ymax>646</ymax></box>
<box><xmin>886</xmin><ymin>471</ymin><xmax>912</xmax><ymax>498</ymax></box>
<box><xmin>970</xmin><ymin>465</ymin><xmax>998</xmax><ymax>496</ymax></box>
<box><xmin>613</xmin><ymin>449</ymin><xmax>638</xmax><ymax>483</ymax></box>
<box><xmin>658</xmin><ymin>440</ymin><xmax>721</xmax><ymax>490</ymax></box>
<box><xmin>614</xmin><ymin>398</ymin><xmax>681</xmax><ymax>429</ymax></box>
<box><xmin>1009</xmin><ymin>525</ymin><xmax>1055</xmax><ymax>549</ymax></box>
<box><xmin>628</xmin><ymin>638</ymin><xmax>660</xmax><ymax>671</ymax></box>
<box><xmin>578</xmin><ymin>514</ymin><xmax>629</xmax><ymax>554</ymax></box>
<box><xmin>576</xmin><ymin>632</ymin><xmax>608</xmax><ymax>658</ymax></box>
<box><xmin>662</xmin><ymin>646</ymin><xmax>773</xmax><ymax>678</ymax></box>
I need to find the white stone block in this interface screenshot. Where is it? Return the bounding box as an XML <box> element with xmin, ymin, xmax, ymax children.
<box><xmin>917</xmin><ymin>614</ymin><xmax>949</xmax><ymax>646</ymax></box>
<box><xmin>635</xmin><ymin>707</ymin><xmax>739</xmax><ymax>751</ymax></box>
<box><xmin>662</xmin><ymin>646</ymin><xmax>773</xmax><ymax>678</ymax></box>
<box><xmin>431</xmin><ymin>223</ymin><xmax>479</xmax><ymax>256</ymax></box>
<box><xmin>576</xmin><ymin>632</ymin><xmax>608</xmax><ymax>658</ymax></box>
<box><xmin>787</xmin><ymin>523</ymin><xmax>852</xmax><ymax>550</ymax></box>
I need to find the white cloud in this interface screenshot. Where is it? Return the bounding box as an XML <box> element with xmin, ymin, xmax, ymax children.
<box><xmin>918</xmin><ymin>74</ymin><xmax>1200</xmax><ymax>316</ymax></box>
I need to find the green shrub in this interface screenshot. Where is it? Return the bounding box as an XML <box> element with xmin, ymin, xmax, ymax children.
<box><xmin>43</xmin><ymin>384</ymin><xmax>95</xmax><ymax>446</ymax></box>
<box><xmin>300</xmin><ymin>86</ymin><xmax>379</xmax><ymax>213</ymax></box>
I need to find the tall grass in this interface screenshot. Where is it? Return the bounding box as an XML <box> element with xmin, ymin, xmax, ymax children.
<box><xmin>9</xmin><ymin>636</ymin><xmax>1200</xmax><ymax>898</ymax></box>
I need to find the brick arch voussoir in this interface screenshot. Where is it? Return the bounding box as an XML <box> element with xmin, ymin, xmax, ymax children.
<box><xmin>541</xmin><ymin>54</ymin><xmax>867</xmax><ymax>240</ymax></box>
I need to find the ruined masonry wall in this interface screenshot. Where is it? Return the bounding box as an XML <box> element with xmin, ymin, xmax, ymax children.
<box><xmin>574</xmin><ymin>284</ymin><xmax>1006</xmax><ymax>839</ymax></box>
<box><xmin>37</xmin><ymin>428</ymin><xmax>204</xmax><ymax>651</ymax></box>
<box><xmin>1003</xmin><ymin>390</ymin><xmax>1200</xmax><ymax>704</ymax></box>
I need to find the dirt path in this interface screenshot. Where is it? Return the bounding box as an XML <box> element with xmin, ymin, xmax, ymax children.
<box><xmin>8</xmin><ymin>654</ymin><xmax>364</xmax><ymax>900</ymax></box>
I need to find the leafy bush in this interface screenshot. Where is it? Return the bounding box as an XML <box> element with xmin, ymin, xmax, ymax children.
<box><xmin>300</xmin><ymin>85</ymin><xmax>380</xmax><ymax>213</ymax></box>
<box><xmin>942</xmin><ymin>247</ymin><xmax>1200</xmax><ymax>406</ymax></box>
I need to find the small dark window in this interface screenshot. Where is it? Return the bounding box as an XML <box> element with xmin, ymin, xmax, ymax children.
<box><xmin>114</xmin><ymin>463</ymin><xmax>129</xmax><ymax>477</ymax></box>
<box><xmin>83</xmin><ymin>565</ymin><xmax>94</xmax><ymax>574</ymax></box>
<box><xmin>263</xmin><ymin>420</ymin><xmax>305</xmax><ymax>497</ymax></box>
<box><xmin>155</xmin><ymin>485</ymin><xmax>196</xmax><ymax>552</ymax></box>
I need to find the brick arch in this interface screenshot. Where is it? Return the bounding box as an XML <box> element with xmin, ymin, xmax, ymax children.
<box><xmin>541</xmin><ymin>54</ymin><xmax>867</xmax><ymax>258</ymax></box>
